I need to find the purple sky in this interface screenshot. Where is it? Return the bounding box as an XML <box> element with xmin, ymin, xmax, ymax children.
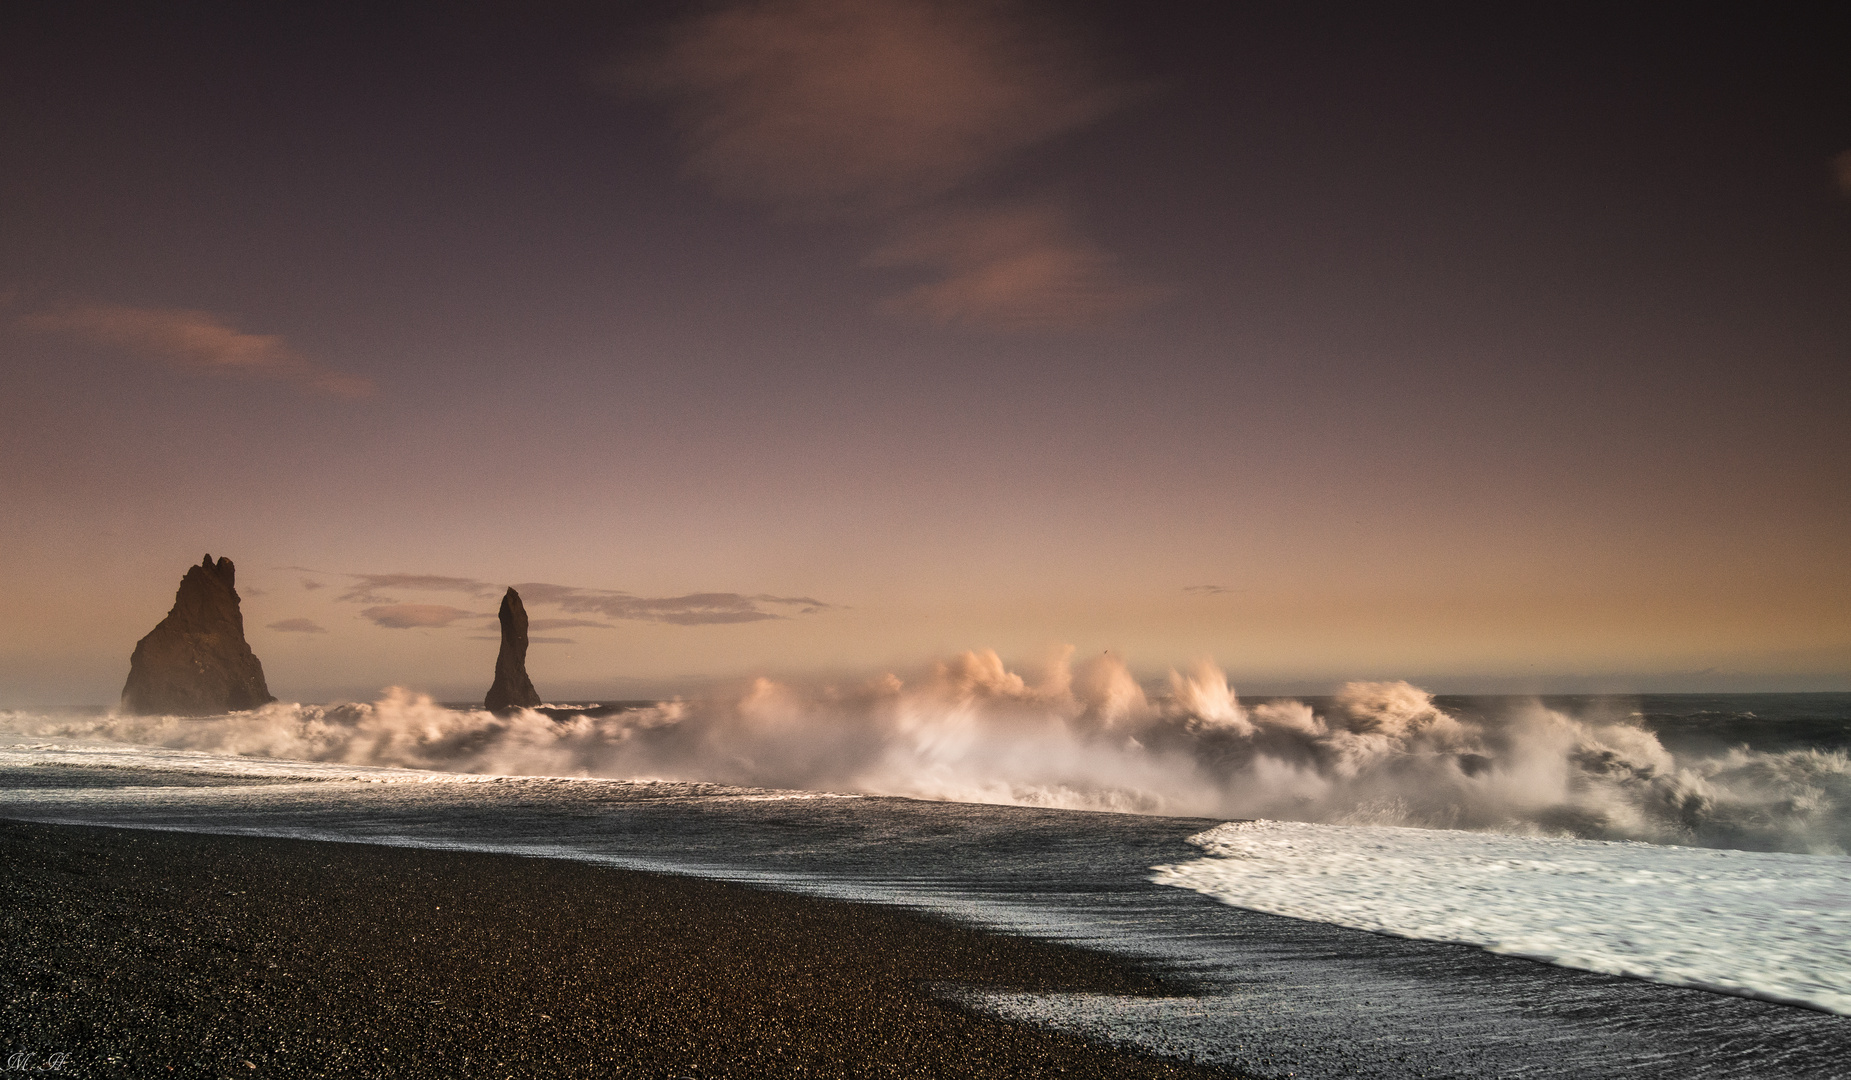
<box><xmin>3</xmin><ymin>1</ymin><xmax>1847</xmax><ymax>705</ymax></box>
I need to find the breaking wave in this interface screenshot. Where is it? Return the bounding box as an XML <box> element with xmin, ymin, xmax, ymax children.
<box><xmin>6</xmin><ymin>649</ymin><xmax>1847</xmax><ymax>854</ymax></box>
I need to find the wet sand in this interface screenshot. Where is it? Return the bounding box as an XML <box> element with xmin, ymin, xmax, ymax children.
<box><xmin>0</xmin><ymin>820</ymin><xmax>1243</xmax><ymax>1078</ymax></box>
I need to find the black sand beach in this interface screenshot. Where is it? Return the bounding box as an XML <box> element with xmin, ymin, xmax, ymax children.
<box><xmin>0</xmin><ymin>821</ymin><xmax>1243</xmax><ymax>1078</ymax></box>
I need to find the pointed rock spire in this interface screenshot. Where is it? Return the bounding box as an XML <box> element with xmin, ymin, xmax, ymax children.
<box><xmin>484</xmin><ymin>586</ymin><xmax>542</xmax><ymax>715</ymax></box>
<box><xmin>121</xmin><ymin>554</ymin><xmax>276</xmax><ymax>716</ymax></box>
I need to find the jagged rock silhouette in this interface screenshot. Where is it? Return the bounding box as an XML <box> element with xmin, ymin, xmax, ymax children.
<box><xmin>121</xmin><ymin>554</ymin><xmax>275</xmax><ymax>716</ymax></box>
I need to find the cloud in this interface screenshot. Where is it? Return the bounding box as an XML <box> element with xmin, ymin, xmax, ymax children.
<box><xmin>526</xmin><ymin>619</ymin><xmax>617</xmax><ymax>632</ymax></box>
<box><xmin>751</xmin><ymin>594</ymin><xmax>837</xmax><ymax>615</ymax></box>
<box><xmin>1835</xmin><ymin>150</ymin><xmax>1851</xmax><ymax>199</ymax></box>
<box><xmin>15</xmin><ymin>304</ymin><xmax>372</xmax><ymax>398</ymax></box>
<box><xmin>468</xmin><ymin>635</ymin><xmax>578</xmax><ymax>644</ymax></box>
<box><xmin>266</xmin><ymin>618</ymin><xmax>328</xmax><ymax>633</ymax></box>
<box><xmin>360</xmin><ymin>604</ymin><xmax>480</xmax><ymax>629</ymax></box>
<box><xmin>626</xmin><ymin>0</ymin><xmax>1125</xmax><ymax>215</ymax></box>
<box><xmin>870</xmin><ymin>203</ymin><xmax>1165</xmax><ymax>330</ymax></box>
<box><xmin>300</xmin><ymin>579</ymin><xmax>324</xmax><ymax>591</ymax></box>
<box><xmin>514</xmin><ymin>583</ymin><xmax>836</xmax><ymax>625</ymax></box>
<box><xmin>338</xmin><ymin>573</ymin><xmax>501</xmax><ymax>604</ymax></box>
<box><xmin>330</xmin><ymin>569</ymin><xmax>837</xmax><ymax>627</ymax></box>
<box><xmin>1183</xmin><ymin>585</ymin><xmax>1232</xmax><ymax>595</ymax></box>
<box><xmin>626</xmin><ymin>0</ymin><xmax>1161</xmax><ymax>330</ymax></box>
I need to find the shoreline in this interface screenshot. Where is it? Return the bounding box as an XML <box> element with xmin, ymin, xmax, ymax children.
<box><xmin>0</xmin><ymin>820</ymin><xmax>1243</xmax><ymax>1078</ymax></box>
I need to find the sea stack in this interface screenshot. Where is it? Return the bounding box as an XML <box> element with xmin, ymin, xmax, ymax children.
<box><xmin>484</xmin><ymin>587</ymin><xmax>542</xmax><ymax>715</ymax></box>
<box><xmin>121</xmin><ymin>554</ymin><xmax>275</xmax><ymax>716</ymax></box>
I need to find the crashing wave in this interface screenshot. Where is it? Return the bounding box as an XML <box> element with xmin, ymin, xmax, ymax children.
<box><xmin>6</xmin><ymin>649</ymin><xmax>1846</xmax><ymax>853</ymax></box>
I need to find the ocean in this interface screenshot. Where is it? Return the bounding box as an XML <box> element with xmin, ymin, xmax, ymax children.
<box><xmin>2</xmin><ymin>675</ymin><xmax>1847</xmax><ymax>1077</ymax></box>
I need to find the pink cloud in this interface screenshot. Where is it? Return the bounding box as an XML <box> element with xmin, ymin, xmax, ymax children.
<box><xmin>627</xmin><ymin>1</ymin><xmax>1160</xmax><ymax>329</ymax></box>
<box><xmin>870</xmin><ymin>203</ymin><xmax>1166</xmax><ymax>330</ymax></box>
<box><xmin>16</xmin><ymin>303</ymin><xmax>372</xmax><ymax>398</ymax></box>
<box><xmin>628</xmin><ymin>0</ymin><xmax>1126</xmax><ymax>215</ymax></box>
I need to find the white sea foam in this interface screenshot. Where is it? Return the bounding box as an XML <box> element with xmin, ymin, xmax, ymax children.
<box><xmin>0</xmin><ymin>738</ymin><xmax>446</xmax><ymax>782</ymax></box>
<box><xmin>1152</xmin><ymin>820</ymin><xmax>1851</xmax><ymax>1015</ymax></box>
<box><xmin>0</xmin><ymin>739</ymin><xmax>869</xmax><ymax>807</ymax></box>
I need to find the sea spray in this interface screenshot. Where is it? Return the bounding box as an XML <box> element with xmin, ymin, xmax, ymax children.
<box><xmin>6</xmin><ymin>650</ymin><xmax>1848</xmax><ymax>853</ymax></box>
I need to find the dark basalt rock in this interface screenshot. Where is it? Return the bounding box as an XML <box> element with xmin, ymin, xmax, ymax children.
<box><xmin>484</xmin><ymin>587</ymin><xmax>542</xmax><ymax>715</ymax></box>
<box><xmin>121</xmin><ymin>554</ymin><xmax>276</xmax><ymax>716</ymax></box>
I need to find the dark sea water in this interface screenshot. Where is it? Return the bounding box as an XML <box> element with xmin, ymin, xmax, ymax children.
<box><xmin>1610</xmin><ymin>692</ymin><xmax>1851</xmax><ymax>754</ymax></box>
<box><xmin>2</xmin><ymin>689</ymin><xmax>1848</xmax><ymax>1077</ymax></box>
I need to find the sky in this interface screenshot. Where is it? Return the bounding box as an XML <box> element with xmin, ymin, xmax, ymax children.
<box><xmin>2</xmin><ymin>0</ymin><xmax>1848</xmax><ymax>706</ymax></box>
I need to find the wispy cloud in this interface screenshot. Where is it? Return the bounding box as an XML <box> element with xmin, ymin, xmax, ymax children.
<box><xmin>331</xmin><ymin>570</ymin><xmax>836</xmax><ymax>627</ymax></box>
<box><xmin>514</xmin><ymin>583</ymin><xmax>835</xmax><ymax>626</ymax></box>
<box><xmin>15</xmin><ymin>303</ymin><xmax>372</xmax><ymax>397</ymax></box>
<box><xmin>527</xmin><ymin>618</ymin><xmax>618</xmax><ymax>632</ymax></box>
<box><xmin>338</xmin><ymin>573</ymin><xmax>502</xmax><ymax>604</ymax></box>
<box><xmin>871</xmin><ymin>203</ymin><xmax>1166</xmax><ymax>330</ymax></box>
<box><xmin>752</xmin><ymin>594</ymin><xmax>836</xmax><ymax>615</ymax></box>
<box><xmin>1183</xmin><ymin>585</ymin><xmax>1232</xmax><ymax>595</ymax></box>
<box><xmin>626</xmin><ymin>0</ymin><xmax>1157</xmax><ymax>329</ymax></box>
<box><xmin>360</xmin><ymin>604</ymin><xmax>480</xmax><ymax>629</ymax></box>
<box><xmin>266</xmin><ymin>618</ymin><xmax>328</xmax><ymax>633</ymax></box>
<box><xmin>628</xmin><ymin>0</ymin><xmax>1123</xmax><ymax>215</ymax></box>
<box><xmin>300</xmin><ymin>578</ymin><xmax>325</xmax><ymax>591</ymax></box>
